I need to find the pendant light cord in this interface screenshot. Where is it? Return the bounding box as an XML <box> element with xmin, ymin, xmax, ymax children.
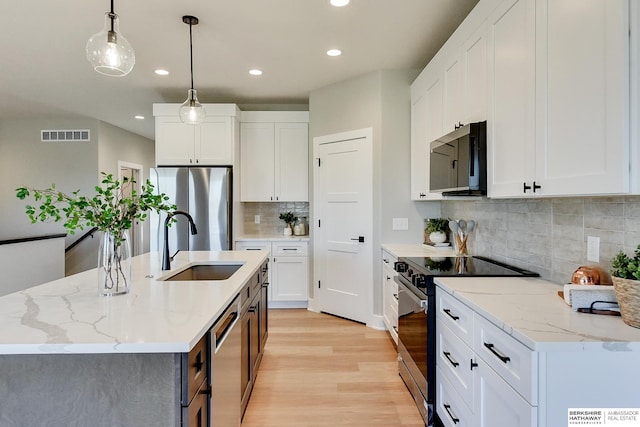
<box><xmin>109</xmin><ymin>0</ymin><xmax>115</xmax><ymax>32</ymax></box>
<box><xmin>189</xmin><ymin>21</ymin><xmax>194</xmax><ymax>91</ymax></box>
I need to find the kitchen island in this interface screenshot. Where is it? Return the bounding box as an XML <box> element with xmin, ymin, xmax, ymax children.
<box><xmin>0</xmin><ymin>250</ymin><xmax>268</xmax><ymax>426</ymax></box>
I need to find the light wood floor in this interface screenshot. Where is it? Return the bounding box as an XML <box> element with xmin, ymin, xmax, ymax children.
<box><xmin>241</xmin><ymin>309</ymin><xmax>425</xmax><ymax>427</ymax></box>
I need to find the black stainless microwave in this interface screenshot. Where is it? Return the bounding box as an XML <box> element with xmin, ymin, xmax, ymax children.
<box><xmin>429</xmin><ymin>121</ymin><xmax>486</xmax><ymax>196</ymax></box>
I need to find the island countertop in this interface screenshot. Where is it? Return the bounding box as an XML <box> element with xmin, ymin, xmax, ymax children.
<box><xmin>0</xmin><ymin>250</ymin><xmax>268</xmax><ymax>355</ymax></box>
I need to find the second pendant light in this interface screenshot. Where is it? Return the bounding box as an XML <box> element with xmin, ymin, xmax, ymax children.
<box><xmin>179</xmin><ymin>15</ymin><xmax>205</xmax><ymax>125</ymax></box>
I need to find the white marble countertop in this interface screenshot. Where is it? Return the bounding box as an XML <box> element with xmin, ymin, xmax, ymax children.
<box><xmin>236</xmin><ymin>234</ymin><xmax>310</xmax><ymax>242</ymax></box>
<box><xmin>0</xmin><ymin>250</ymin><xmax>268</xmax><ymax>355</ymax></box>
<box><xmin>382</xmin><ymin>243</ymin><xmax>456</xmax><ymax>257</ymax></box>
<box><xmin>435</xmin><ymin>276</ymin><xmax>640</xmax><ymax>352</ymax></box>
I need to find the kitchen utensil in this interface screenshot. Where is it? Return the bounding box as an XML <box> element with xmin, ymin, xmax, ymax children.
<box><xmin>448</xmin><ymin>220</ymin><xmax>459</xmax><ymax>234</ymax></box>
<box><xmin>467</xmin><ymin>220</ymin><xmax>476</xmax><ymax>233</ymax></box>
<box><xmin>458</xmin><ymin>219</ymin><xmax>467</xmax><ymax>234</ymax></box>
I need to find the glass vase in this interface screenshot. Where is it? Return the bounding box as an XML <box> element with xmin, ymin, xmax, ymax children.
<box><xmin>98</xmin><ymin>230</ymin><xmax>131</xmax><ymax>296</ymax></box>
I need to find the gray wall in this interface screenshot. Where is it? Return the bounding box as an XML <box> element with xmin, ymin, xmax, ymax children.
<box><xmin>309</xmin><ymin>70</ymin><xmax>440</xmax><ymax>316</ymax></box>
<box><xmin>441</xmin><ymin>196</ymin><xmax>640</xmax><ymax>284</ymax></box>
<box><xmin>0</xmin><ymin>118</ymin><xmax>156</xmax><ymax>278</ymax></box>
<box><xmin>0</xmin><ymin>118</ymin><xmax>99</xmax><ymax>241</ymax></box>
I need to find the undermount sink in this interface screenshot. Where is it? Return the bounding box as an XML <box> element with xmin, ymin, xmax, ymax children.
<box><xmin>162</xmin><ymin>263</ymin><xmax>244</xmax><ymax>281</ymax></box>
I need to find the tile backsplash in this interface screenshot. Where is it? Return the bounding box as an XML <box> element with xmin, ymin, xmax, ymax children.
<box><xmin>440</xmin><ymin>196</ymin><xmax>640</xmax><ymax>284</ymax></box>
<box><xmin>242</xmin><ymin>202</ymin><xmax>310</xmax><ymax>235</ymax></box>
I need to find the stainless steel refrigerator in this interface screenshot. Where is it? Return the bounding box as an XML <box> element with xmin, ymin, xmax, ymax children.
<box><xmin>149</xmin><ymin>167</ymin><xmax>232</xmax><ymax>254</ymax></box>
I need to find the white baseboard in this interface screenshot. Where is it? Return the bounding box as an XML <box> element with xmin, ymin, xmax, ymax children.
<box><xmin>368</xmin><ymin>314</ymin><xmax>386</xmax><ymax>331</ymax></box>
<box><xmin>269</xmin><ymin>300</ymin><xmax>308</xmax><ymax>309</ymax></box>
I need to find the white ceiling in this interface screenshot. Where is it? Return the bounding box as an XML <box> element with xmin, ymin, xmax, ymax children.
<box><xmin>0</xmin><ymin>0</ymin><xmax>479</xmax><ymax>140</ymax></box>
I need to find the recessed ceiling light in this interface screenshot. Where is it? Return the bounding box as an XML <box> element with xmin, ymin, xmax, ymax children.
<box><xmin>330</xmin><ymin>0</ymin><xmax>350</xmax><ymax>6</ymax></box>
<box><xmin>134</xmin><ymin>115</ymin><xmax>145</xmax><ymax>120</ymax></box>
<box><xmin>326</xmin><ymin>49</ymin><xmax>342</xmax><ymax>57</ymax></box>
<box><xmin>249</xmin><ymin>69</ymin><xmax>263</xmax><ymax>76</ymax></box>
<box><xmin>154</xmin><ymin>69</ymin><xmax>169</xmax><ymax>76</ymax></box>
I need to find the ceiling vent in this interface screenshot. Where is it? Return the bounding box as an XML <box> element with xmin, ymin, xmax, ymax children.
<box><xmin>41</xmin><ymin>129</ymin><xmax>91</xmax><ymax>142</ymax></box>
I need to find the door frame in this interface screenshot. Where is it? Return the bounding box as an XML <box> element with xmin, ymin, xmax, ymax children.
<box><xmin>310</xmin><ymin>127</ymin><xmax>374</xmax><ymax>326</ymax></box>
<box><xmin>118</xmin><ymin>161</ymin><xmax>144</xmax><ymax>256</ymax></box>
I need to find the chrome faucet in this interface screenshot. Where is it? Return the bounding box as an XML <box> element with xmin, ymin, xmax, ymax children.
<box><xmin>162</xmin><ymin>210</ymin><xmax>198</xmax><ymax>271</ymax></box>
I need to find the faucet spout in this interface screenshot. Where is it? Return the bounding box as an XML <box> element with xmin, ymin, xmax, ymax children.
<box><xmin>162</xmin><ymin>210</ymin><xmax>198</xmax><ymax>271</ymax></box>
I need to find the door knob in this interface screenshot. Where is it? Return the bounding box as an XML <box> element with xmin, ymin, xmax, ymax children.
<box><xmin>350</xmin><ymin>236</ymin><xmax>365</xmax><ymax>243</ymax></box>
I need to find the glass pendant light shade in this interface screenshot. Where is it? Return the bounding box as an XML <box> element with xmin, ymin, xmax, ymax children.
<box><xmin>179</xmin><ymin>89</ymin><xmax>206</xmax><ymax>125</ymax></box>
<box><xmin>86</xmin><ymin>12</ymin><xmax>135</xmax><ymax>77</ymax></box>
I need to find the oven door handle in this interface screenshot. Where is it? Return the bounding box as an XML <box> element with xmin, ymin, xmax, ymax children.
<box><xmin>399</xmin><ymin>281</ymin><xmax>429</xmax><ymax>314</ymax></box>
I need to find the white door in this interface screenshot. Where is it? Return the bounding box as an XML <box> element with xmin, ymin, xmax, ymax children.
<box><xmin>313</xmin><ymin>128</ymin><xmax>373</xmax><ymax>325</ymax></box>
<box><xmin>119</xmin><ymin>163</ymin><xmax>142</xmax><ymax>256</ymax></box>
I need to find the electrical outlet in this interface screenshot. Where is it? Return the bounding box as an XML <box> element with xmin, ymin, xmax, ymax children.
<box><xmin>587</xmin><ymin>236</ymin><xmax>600</xmax><ymax>262</ymax></box>
<box><xmin>254</xmin><ymin>215</ymin><xmax>260</xmax><ymax>224</ymax></box>
<box><xmin>392</xmin><ymin>218</ymin><xmax>409</xmax><ymax>230</ymax></box>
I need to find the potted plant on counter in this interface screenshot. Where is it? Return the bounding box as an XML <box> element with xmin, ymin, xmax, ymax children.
<box><xmin>610</xmin><ymin>244</ymin><xmax>640</xmax><ymax>328</ymax></box>
<box><xmin>425</xmin><ymin>218</ymin><xmax>450</xmax><ymax>245</ymax></box>
<box><xmin>279</xmin><ymin>211</ymin><xmax>297</xmax><ymax>236</ymax></box>
<box><xmin>16</xmin><ymin>173</ymin><xmax>175</xmax><ymax>296</ymax></box>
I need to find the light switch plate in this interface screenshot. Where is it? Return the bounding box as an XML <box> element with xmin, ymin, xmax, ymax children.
<box><xmin>392</xmin><ymin>218</ymin><xmax>409</xmax><ymax>230</ymax></box>
<box><xmin>587</xmin><ymin>236</ymin><xmax>600</xmax><ymax>262</ymax></box>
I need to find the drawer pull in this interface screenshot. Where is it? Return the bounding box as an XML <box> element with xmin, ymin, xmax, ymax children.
<box><xmin>392</xmin><ymin>326</ymin><xmax>398</xmax><ymax>333</ymax></box>
<box><xmin>484</xmin><ymin>342</ymin><xmax>511</xmax><ymax>364</ymax></box>
<box><xmin>193</xmin><ymin>352</ymin><xmax>203</xmax><ymax>373</ymax></box>
<box><xmin>443</xmin><ymin>404</ymin><xmax>460</xmax><ymax>424</ymax></box>
<box><xmin>443</xmin><ymin>308</ymin><xmax>459</xmax><ymax>321</ymax></box>
<box><xmin>282</xmin><ymin>248</ymin><xmax>298</xmax><ymax>251</ymax></box>
<box><xmin>443</xmin><ymin>351</ymin><xmax>459</xmax><ymax>368</ymax></box>
<box><xmin>393</xmin><ymin>293</ymin><xmax>398</xmax><ymax>301</ymax></box>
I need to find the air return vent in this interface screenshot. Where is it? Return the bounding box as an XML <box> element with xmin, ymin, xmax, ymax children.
<box><xmin>41</xmin><ymin>129</ymin><xmax>90</xmax><ymax>142</ymax></box>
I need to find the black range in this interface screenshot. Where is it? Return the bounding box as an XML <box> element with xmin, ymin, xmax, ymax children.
<box><xmin>393</xmin><ymin>255</ymin><xmax>538</xmax><ymax>426</ymax></box>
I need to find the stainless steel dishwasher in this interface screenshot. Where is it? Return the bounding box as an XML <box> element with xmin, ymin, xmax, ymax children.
<box><xmin>210</xmin><ymin>295</ymin><xmax>241</xmax><ymax>427</ymax></box>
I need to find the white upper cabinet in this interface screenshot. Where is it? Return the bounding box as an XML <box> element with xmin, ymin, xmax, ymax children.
<box><xmin>443</xmin><ymin>54</ymin><xmax>464</xmax><ymax>134</ymax></box>
<box><xmin>153</xmin><ymin>104</ymin><xmax>238</xmax><ymax>166</ymax></box>
<box><xmin>534</xmin><ymin>0</ymin><xmax>630</xmax><ymax>196</ymax></box>
<box><xmin>487</xmin><ymin>0</ymin><xmax>537</xmax><ymax>198</ymax></box>
<box><xmin>240</xmin><ymin>112</ymin><xmax>309</xmax><ymax>202</ymax></box>
<box><xmin>410</xmin><ymin>2</ymin><xmax>490</xmax><ymax>200</ymax></box>
<box><xmin>412</xmin><ymin>0</ymin><xmax>636</xmax><ymax>199</ymax></box>
<box><xmin>410</xmin><ymin>75</ymin><xmax>431</xmax><ymax>200</ymax></box>
<box><xmin>488</xmin><ymin>0</ymin><xmax>631</xmax><ymax>197</ymax></box>
<box><xmin>463</xmin><ymin>22</ymin><xmax>489</xmax><ymax>125</ymax></box>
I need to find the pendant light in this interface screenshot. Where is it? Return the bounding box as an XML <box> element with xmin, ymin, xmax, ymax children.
<box><xmin>85</xmin><ymin>0</ymin><xmax>135</xmax><ymax>77</ymax></box>
<box><xmin>179</xmin><ymin>15</ymin><xmax>206</xmax><ymax>125</ymax></box>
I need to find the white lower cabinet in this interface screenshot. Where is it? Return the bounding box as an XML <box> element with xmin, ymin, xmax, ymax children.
<box><xmin>475</xmin><ymin>359</ymin><xmax>536</xmax><ymax>427</ymax></box>
<box><xmin>381</xmin><ymin>249</ymin><xmax>398</xmax><ymax>344</ymax></box>
<box><xmin>235</xmin><ymin>240</ymin><xmax>309</xmax><ymax>308</ymax></box>
<box><xmin>436</xmin><ymin>289</ymin><xmax>536</xmax><ymax>427</ymax></box>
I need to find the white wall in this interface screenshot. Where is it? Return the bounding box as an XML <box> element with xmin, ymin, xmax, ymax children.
<box><xmin>309</xmin><ymin>70</ymin><xmax>441</xmax><ymax>316</ymax></box>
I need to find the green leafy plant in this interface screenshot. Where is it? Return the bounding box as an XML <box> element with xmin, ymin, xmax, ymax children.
<box><xmin>426</xmin><ymin>218</ymin><xmax>450</xmax><ymax>233</ymax></box>
<box><xmin>279</xmin><ymin>211</ymin><xmax>297</xmax><ymax>234</ymax></box>
<box><xmin>279</xmin><ymin>211</ymin><xmax>297</xmax><ymax>225</ymax></box>
<box><xmin>16</xmin><ymin>173</ymin><xmax>176</xmax><ymax>294</ymax></box>
<box><xmin>611</xmin><ymin>244</ymin><xmax>640</xmax><ymax>281</ymax></box>
<box><xmin>16</xmin><ymin>172</ymin><xmax>175</xmax><ymax>244</ymax></box>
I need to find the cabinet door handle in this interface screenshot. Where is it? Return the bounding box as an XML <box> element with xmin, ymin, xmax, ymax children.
<box><xmin>383</xmin><ymin>258</ymin><xmax>389</xmax><ymax>263</ymax></box>
<box><xmin>533</xmin><ymin>181</ymin><xmax>541</xmax><ymax>192</ymax></box>
<box><xmin>282</xmin><ymin>248</ymin><xmax>298</xmax><ymax>251</ymax></box>
<box><xmin>523</xmin><ymin>182</ymin><xmax>531</xmax><ymax>193</ymax></box>
<box><xmin>393</xmin><ymin>293</ymin><xmax>398</xmax><ymax>301</ymax></box>
<box><xmin>248</xmin><ymin>306</ymin><xmax>257</xmax><ymax>313</ymax></box>
<box><xmin>470</xmin><ymin>359</ymin><xmax>478</xmax><ymax>370</ymax></box>
<box><xmin>443</xmin><ymin>351</ymin><xmax>460</xmax><ymax>368</ymax></box>
<box><xmin>443</xmin><ymin>308</ymin><xmax>459</xmax><ymax>321</ymax></box>
<box><xmin>483</xmin><ymin>342</ymin><xmax>511</xmax><ymax>364</ymax></box>
<box><xmin>443</xmin><ymin>404</ymin><xmax>460</xmax><ymax>424</ymax></box>
<box><xmin>419</xmin><ymin>193</ymin><xmax>426</xmax><ymax>198</ymax></box>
